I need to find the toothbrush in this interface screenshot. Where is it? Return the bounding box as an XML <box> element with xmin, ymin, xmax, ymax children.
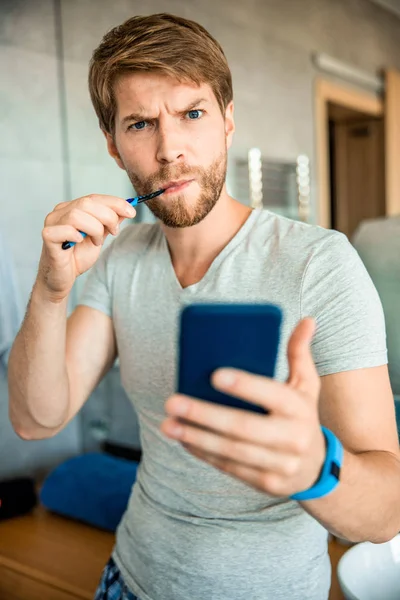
<box><xmin>61</xmin><ymin>188</ymin><xmax>165</xmax><ymax>250</ymax></box>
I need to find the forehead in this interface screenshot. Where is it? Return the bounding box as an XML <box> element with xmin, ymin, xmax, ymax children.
<box><xmin>114</xmin><ymin>72</ymin><xmax>217</xmax><ymax>116</ymax></box>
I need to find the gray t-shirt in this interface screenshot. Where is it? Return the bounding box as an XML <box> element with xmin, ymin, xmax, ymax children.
<box><xmin>80</xmin><ymin>208</ymin><xmax>387</xmax><ymax>600</ymax></box>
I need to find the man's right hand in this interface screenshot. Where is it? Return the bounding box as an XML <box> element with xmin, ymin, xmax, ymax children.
<box><xmin>37</xmin><ymin>194</ymin><xmax>136</xmax><ymax>302</ymax></box>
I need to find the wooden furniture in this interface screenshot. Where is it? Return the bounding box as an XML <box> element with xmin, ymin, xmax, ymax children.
<box><xmin>0</xmin><ymin>505</ymin><xmax>114</xmax><ymax>599</ymax></box>
<box><xmin>0</xmin><ymin>504</ymin><xmax>347</xmax><ymax>599</ymax></box>
<box><xmin>329</xmin><ymin>537</ymin><xmax>347</xmax><ymax>600</ymax></box>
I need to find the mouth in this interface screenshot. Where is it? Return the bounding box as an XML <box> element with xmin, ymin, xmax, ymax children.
<box><xmin>162</xmin><ymin>179</ymin><xmax>194</xmax><ymax>195</ymax></box>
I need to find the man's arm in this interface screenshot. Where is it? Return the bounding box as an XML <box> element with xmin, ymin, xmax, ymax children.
<box><xmin>302</xmin><ymin>364</ymin><xmax>400</xmax><ymax>543</ymax></box>
<box><xmin>161</xmin><ymin>319</ymin><xmax>400</xmax><ymax>544</ymax></box>
<box><xmin>8</xmin><ymin>193</ymin><xmax>136</xmax><ymax>440</ymax></box>
<box><xmin>9</xmin><ymin>292</ymin><xmax>116</xmax><ymax>440</ymax></box>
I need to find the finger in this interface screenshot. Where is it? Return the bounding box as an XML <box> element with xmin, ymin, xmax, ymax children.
<box><xmin>76</xmin><ymin>194</ymin><xmax>136</xmax><ymax>220</ymax></box>
<box><xmin>287</xmin><ymin>318</ymin><xmax>320</xmax><ymax>396</ymax></box>
<box><xmin>210</xmin><ymin>369</ymin><xmax>304</xmax><ymax>415</ymax></box>
<box><xmin>162</xmin><ymin>417</ymin><xmax>300</xmax><ymax>473</ymax></box>
<box><xmin>46</xmin><ymin>196</ymin><xmax>135</xmax><ymax>228</ymax></box>
<box><xmin>53</xmin><ymin>202</ymin><xmax>69</xmax><ymax>212</ymax></box>
<box><xmin>183</xmin><ymin>445</ymin><xmax>286</xmax><ymax>496</ymax></box>
<box><xmin>75</xmin><ymin>194</ymin><xmax>136</xmax><ymax>224</ymax></box>
<box><xmin>164</xmin><ymin>396</ymin><xmax>301</xmax><ymax>449</ymax></box>
<box><xmin>42</xmin><ymin>225</ymin><xmax>84</xmax><ymax>252</ymax></box>
<box><xmin>57</xmin><ymin>208</ymin><xmax>105</xmax><ymax>246</ymax></box>
<box><xmin>75</xmin><ymin>202</ymin><xmax>121</xmax><ymax>236</ymax></box>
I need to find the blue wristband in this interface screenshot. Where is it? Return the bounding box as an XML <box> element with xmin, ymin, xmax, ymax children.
<box><xmin>290</xmin><ymin>427</ymin><xmax>343</xmax><ymax>501</ymax></box>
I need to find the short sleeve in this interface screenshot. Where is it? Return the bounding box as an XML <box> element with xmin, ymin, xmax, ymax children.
<box><xmin>77</xmin><ymin>244</ymin><xmax>114</xmax><ymax>318</ymax></box>
<box><xmin>301</xmin><ymin>231</ymin><xmax>388</xmax><ymax>377</ymax></box>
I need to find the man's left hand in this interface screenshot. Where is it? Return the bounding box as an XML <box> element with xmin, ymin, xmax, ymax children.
<box><xmin>161</xmin><ymin>318</ymin><xmax>326</xmax><ymax>497</ymax></box>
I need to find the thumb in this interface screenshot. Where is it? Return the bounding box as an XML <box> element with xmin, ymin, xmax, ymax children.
<box><xmin>287</xmin><ymin>318</ymin><xmax>320</xmax><ymax>398</ymax></box>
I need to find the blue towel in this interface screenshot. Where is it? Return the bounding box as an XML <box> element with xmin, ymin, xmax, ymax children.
<box><xmin>40</xmin><ymin>452</ymin><xmax>138</xmax><ymax>531</ymax></box>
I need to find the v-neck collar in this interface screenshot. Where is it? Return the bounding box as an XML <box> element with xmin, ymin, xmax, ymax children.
<box><xmin>159</xmin><ymin>208</ymin><xmax>263</xmax><ymax>294</ymax></box>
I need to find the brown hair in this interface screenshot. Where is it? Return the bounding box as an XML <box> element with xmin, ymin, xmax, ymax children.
<box><xmin>88</xmin><ymin>13</ymin><xmax>233</xmax><ymax>135</ymax></box>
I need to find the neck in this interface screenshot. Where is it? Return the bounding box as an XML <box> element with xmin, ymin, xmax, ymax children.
<box><xmin>160</xmin><ymin>186</ymin><xmax>253</xmax><ymax>288</ymax></box>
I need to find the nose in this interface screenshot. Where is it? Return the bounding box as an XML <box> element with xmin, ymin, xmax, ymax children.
<box><xmin>155</xmin><ymin>121</ymin><xmax>185</xmax><ymax>164</ymax></box>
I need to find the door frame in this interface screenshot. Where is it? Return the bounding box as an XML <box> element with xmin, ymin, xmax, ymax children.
<box><xmin>385</xmin><ymin>70</ymin><xmax>400</xmax><ymax>217</ymax></box>
<box><xmin>314</xmin><ymin>78</ymin><xmax>384</xmax><ymax>229</ymax></box>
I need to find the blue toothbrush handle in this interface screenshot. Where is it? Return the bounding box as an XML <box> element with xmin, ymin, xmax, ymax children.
<box><xmin>61</xmin><ymin>197</ymin><xmax>140</xmax><ymax>250</ymax></box>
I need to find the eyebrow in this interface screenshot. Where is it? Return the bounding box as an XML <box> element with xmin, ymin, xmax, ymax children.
<box><xmin>120</xmin><ymin>98</ymin><xmax>209</xmax><ymax>127</ymax></box>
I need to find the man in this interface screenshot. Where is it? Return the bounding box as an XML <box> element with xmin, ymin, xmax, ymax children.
<box><xmin>8</xmin><ymin>13</ymin><xmax>400</xmax><ymax>600</ymax></box>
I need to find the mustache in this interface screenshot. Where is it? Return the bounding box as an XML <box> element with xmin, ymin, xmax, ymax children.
<box><xmin>140</xmin><ymin>164</ymin><xmax>202</xmax><ymax>194</ymax></box>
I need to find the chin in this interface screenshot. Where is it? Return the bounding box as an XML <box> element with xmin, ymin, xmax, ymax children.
<box><xmin>148</xmin><ymin>192</ymin><xmax>218</xmax><ymax>229</ymax></box>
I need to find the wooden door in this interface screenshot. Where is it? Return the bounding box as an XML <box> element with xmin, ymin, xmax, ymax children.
<box><xmin>332</xmin><ymin>118</ymin><xmax>385</xmax><ymax>238</ymax></box>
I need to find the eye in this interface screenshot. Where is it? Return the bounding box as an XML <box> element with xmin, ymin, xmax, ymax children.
<box><xmin>187</xmin><ymin>109</ymin><xmax>204</xmax><ymax>120</ymax></box>
<box><xmin>129</xmin><ymin>120</ymin><xmax>148</xmax><ymax>131</ymax></box>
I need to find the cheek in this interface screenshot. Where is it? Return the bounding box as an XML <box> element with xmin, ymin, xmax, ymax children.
<box><xmin>115</xmin><ymin>129</ymin><xmax>152</xmax><ymax>163</ymax></box>
<box><xmin>195</xmin><ymin>125</ymin><xmax>226</xmax><ymax>160</ymax></box>
<box><xmin>119</xmin><ymin>142</ymin><xmax>156</xmax><ymax>177</ymax></box>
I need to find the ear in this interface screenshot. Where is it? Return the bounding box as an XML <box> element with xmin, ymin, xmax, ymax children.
<box><xmin>224</xmin><ymin>101</ymin><xmax>235</xmax><ymax>150</ymax></box>
<box><xmin>103</xmin><ymin>131</ymin><xmax>126</xmax><ymax>171</ymax></box>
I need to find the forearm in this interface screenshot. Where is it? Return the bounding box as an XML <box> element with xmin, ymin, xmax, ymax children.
<box><xmin>301</xmin><ymin>448</ymin><xmax>400</xmax><ymax>543</ymax></box>
<box><xmin>8</xmin><ymin>281</ymin><xmax>70</xmax><ymax>437</ymax></box>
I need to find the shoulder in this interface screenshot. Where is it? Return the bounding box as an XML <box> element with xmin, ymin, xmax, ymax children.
<box><xmin>254</xmin><ymin>210</ymin><xmax>351</xmax><ymax>263</ymax></box>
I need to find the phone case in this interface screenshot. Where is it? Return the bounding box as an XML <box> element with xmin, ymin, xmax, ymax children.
<box><xmin>178</xmin><ymin>303</ymin><xmax>282</xmax><ymax>414</ymax></box>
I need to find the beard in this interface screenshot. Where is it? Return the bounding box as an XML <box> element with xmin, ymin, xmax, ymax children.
<box><xmin>125</xmin><ymin>151</ymin><xmax>227</xmax><ymax>228</ymax></box>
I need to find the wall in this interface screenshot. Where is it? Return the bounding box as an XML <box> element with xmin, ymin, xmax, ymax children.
<box><xmin>60</xmin><ymin>0</ymin><xmax>400</xmax><ymax>232</ymax></box>
<box><xmin>0</xmin><ymin>0</ymin><xmax>82</xmax><ymax>477</ymax></box>
<box><xmin>1</xmin><ymin>0</ymin><xmax>400</xmax><ymax>467</ymax></box>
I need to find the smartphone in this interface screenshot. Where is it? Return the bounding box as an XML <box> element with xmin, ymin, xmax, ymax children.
<box><xmin>177</xmin><ymin>303</ymin><xmax>283</xmax><ymax>414</ymax></box>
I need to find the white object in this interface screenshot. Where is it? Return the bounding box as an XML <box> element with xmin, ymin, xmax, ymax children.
<box><xmin>352</xmin><ymin>217</ymin><xmax>400</xmax><ymax>396</ymax></box>
<box><xmin>248</xmin><ymin>147</ymin><xmax>263</xmax><ymax>209</ymax></box>
<box><xmin>338</xmin><ymin>534</ymin><xmax>400</xmax><ymax>599</ymax></box>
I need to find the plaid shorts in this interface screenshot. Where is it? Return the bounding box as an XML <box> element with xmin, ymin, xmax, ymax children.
<box><xmin>94</xmin><ymin>557</ymin><xmax>139</xmax><ymax>600</ymax></box>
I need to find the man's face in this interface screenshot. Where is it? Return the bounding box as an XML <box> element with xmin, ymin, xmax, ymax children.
<box><xmin>106</xmin><ymin>72</ymin><xmax>235</xmax><ymax>228</ymax></box>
